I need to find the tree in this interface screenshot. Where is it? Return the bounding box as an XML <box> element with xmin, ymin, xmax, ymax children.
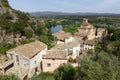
<box><xmin>107</xmin><ymin>41</ymin><xmax>120</xmax><ymax>60</ymax></box>
<box><xmin>111</xmin><ymin>29</ymin><xmax>120</xmax><ymax>41</ymax></box>
<box><xmin>1</xmin><ymin>0</ymin><xmax>11</xmax><ymax>8</ymax></box>
<box><xmin>0</xmin><ymin>74</ymin><xmax>17</xmax><ymax>80</ymax></box>
<box><xmin>94</xmin><ymin>45</ymin><xmax>102</xmax><ymax>52</ymax></box>
<box><xmin>54</xmin><ymin>64</ymin><xmax>75</xmax><ymax>80</ymax></box>
<box><xmin>28</xmin><ymin>72</ymin><xmax>54</xmax><ymax>80</ymax></box>
<box><xmin>25</xmin><ymin>29</ymin><xmax>33</xmax><ymax>38</ymax></box>
<box><xmin>75</xmin><ymin>51</ymin><xmax>117</xmax><ymax>80</ymax></box>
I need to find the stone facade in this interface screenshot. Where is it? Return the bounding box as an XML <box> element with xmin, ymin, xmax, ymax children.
<box><xmin>74</xmin><ymin>18</ymin><xmax>107</xmax><ymax>41</ymax></box>
<box><xmin>42</xmin><ymin>50</ymin><xmax>67</xmax><ymax>72</ymax></box>
<box><xmin>83</xmin><ymin>39</ymin><xmax>97</xmax><ymax>51</ymax></box>
<box><xmin>5</xmin><ymin>41</ymin><xmax>47</xmax><ymax>79</ymax></box>
<box><xmin>95</xmin><ymin>28</ymin><xmax>107</xmax><ymax>39</ymax></box>
<box><xmin>42</xmin><ymin>59</ymin><xmax>67</xmax><ymax>72</ymax></box>
<box><xmin>51</xmin><ymin>40</ymin><xmax>81</xmax><ymax>59</ymax></box>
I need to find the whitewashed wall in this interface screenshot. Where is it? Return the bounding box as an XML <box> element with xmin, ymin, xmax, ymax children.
<box><xmin>65</xmin><ymin>37</ymin><xmax>75</xmax><ymax>44</ymax></box>
<box><xmin>83</xmin><ymin>44</ymin><xmax>94</xmax><ymax>50</ymax></box>
<box><xmin>7</xmin><ymin>52</ymin><xmax>30</xmax><ymax>69</ymax></box>
<box><xmin>72</xmin><ymin>44</ymin><xmax>80</xmax><ymax>59</ymax></box>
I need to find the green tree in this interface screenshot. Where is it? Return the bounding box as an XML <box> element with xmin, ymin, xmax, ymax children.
<box><xmin>28</xmin><ymin>72</ymin><xmax>54</xmax><ymax>80</ymax></box>
<box><xmin>1</xmin><ymin>0</ymin><xmax>11</xmax><ymax>8</ymax></box>
<box><xmin>76</xmin><ymin>51</ymin><xmax>117</xmax><ymax>80</ymax></box>
<box><xmin>54</xmin><ymin>64</ymin><xmax>75</xmax><ymax>80</ymax></box>
<box><xmin>0</xmin><ymin>74</ymin><xmax>18</xmax><ymax>80</ymax></box>
<box><xmin>111</xmin><ymin>29</ymin><xmax>120</xmax><ymax>41</ymax></box>
<box><xmin>25</xmin><ymin>29</ymin><xmax>33</xmax><ymax>38</ymax></box>
<box><xmin>94</xmin><ymin>45</ymin><xmax>102</xmax><ymax>52</ymax></box>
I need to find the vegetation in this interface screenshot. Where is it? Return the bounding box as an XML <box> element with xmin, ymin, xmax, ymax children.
<box><xmin>54</xmin><ymin>64</ymin><xmax>75</xmax><ymax>80</ymax></box>
<box><xmin>28</xmin><ymin>72</ymin><xmax>54</xmax><ymax>80</ymax></box>
<box><xmin>0</xmin><ymin>1</ymin><xmax>120</xmax><ymax>79</ymax></box>
<box><xmin>1</xmin><ymin>0</ymin><xmax>11</xmax><ymax>8</ymax></box>
<box><xmin>0</xmin><ymin>74</ymin><xmax>18</xmax><ymax>80</ymax></box>
<box><xmin>63</xmin><ymin>23</ymin><xmax>80</xmax><ymax>35</ymax></box>
<box><xmin>0</xmin><ymin>0</ymin><xmax>54</xmax><ymax>54</ymax></box>
<box><xmin>75</xmin><ymin>51</ymin><xmax>119</xmax><ymax>80</ymax></box>
<box><xmin>0</xmin><ymin>42</ymin><xmax>16</xmax><ymax>55</ymax></box>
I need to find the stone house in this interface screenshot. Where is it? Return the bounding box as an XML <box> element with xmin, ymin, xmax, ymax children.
<box><xmin>50</xmin><ymin>40</ymin><xmax>81</xmax><ymax>59</ymax></box>
<box><xmin>53</xmin><ymin>30</ymin><xmax>74</xmax><ymax>44</ymax></box>
<box><xmin>95</xmin><ymin>28</ymin><xmax>107</xmax><ymax>39</ymax></box>
<box><xmin>74</xmin><ymin>18</ymin><xmax>96</xmax><ymax>40</ymax></box>
<box><xmin>6</xmin><ymin>41</ymin><xmax>47</xmax><ymax>79</ymax></box>
<box><xmin>42</xmin><ymin>50</ymin><xmax>67</xmax><ymax>72</ymax></box>
<box><xmin>0</xmin><ymin>55</ymin><xmax>13</xmax><ymax>74</ymax></box>
<box><xmin>83</xmin><ymin>39</ymin><xmax>96</xmax><ymax>51</ymax></box>
<box><xmin>74</xmin><ymin>18</ymin><xmax>107</xmax><ymax>41</ymax></box>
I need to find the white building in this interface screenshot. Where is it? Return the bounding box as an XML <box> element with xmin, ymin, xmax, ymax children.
<box><xmin>50</xmin><ymin>40</ymin><xmax>81</xmax><ymax>59</ymax></box>
<box><xmin>83</xmin><ymin>39</ymin><xmax>96</xmax><ymax>51</ymax></box>
<box><xmin>6</xmin><ymin>41</ymin><xmax>47</xmax><ymax>79</ymax></box>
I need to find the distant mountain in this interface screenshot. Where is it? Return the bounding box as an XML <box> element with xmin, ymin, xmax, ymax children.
<box><xmin>30</xmin><ymin>11</ymin><xmax>120</xmax><ymax>17</ymax></box>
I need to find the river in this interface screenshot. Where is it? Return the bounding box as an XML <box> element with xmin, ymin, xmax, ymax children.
<box><xmin>50</xmin><ymin>25</ymin><xmax>63</xmax><ymax>34</ymax></box>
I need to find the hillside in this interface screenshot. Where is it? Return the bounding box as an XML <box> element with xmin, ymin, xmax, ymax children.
<box><xmin>0</xmin><ymin>0</ymin><xmax>54</xmax><ymax>54</ymax></box>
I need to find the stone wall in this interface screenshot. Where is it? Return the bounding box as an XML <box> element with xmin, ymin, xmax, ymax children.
<box><xmin>42</xmin><ymin>59</ymin><xmax>67</xmax><ymax>72</ymax></box>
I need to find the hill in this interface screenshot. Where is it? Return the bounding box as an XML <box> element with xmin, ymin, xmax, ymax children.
<box><xmin>30</xmin><ymin>11</ymin><xmax>120</xmax><ymax>17</ymax></box>
<box><xmin>0</xmin><ymin>0</ymin><xmax>54</xmax><ymax>54</ymax></box>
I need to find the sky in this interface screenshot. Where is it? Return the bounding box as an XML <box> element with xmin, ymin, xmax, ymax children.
<box><xmin>8</xmin><ymin>0</ymin><xmax>120</xmax><ymax>13</ymax></box>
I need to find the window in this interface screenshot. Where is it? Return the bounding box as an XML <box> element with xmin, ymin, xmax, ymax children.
<box><xmin>47</xmin><ymin>63</ymin><xmax>51</xmax><ymax>67</ymax></box>
<box><xmin>16</xmin><ymin>55</ymin><xmax>19</xmax><ymax>65</ymax></box>
<box><xmin>16</xmin><ymin>55</ymin><xmax>19</xmax><ymax>62</ymax></box>
<box><xmin>34</xmin><ymin>61</ymin><xmax>36</xmax><ymax>64</ymax></box>
<box><xmin>52</xmin><ymin>58</ymin><xmax>55</xmax><ymax>60</ymax></box>
<box><xmin>10</xmin><ymin>54</ymin><xmax>13</xmax><ymax>59</ymax></box>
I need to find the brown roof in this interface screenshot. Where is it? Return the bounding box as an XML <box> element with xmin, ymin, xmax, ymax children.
<box><xmin>84</xmin><ymin>39</ymin><xmax>97</xmax><ymax>45</ymax></box>
<box><xmin>67</xmin><ymin>40</ymin><xmax>80</xmax><ymax>47</ymax></box>
<box><xmin>8</xmin><ymin>41</ymin><xmax>47</xmax><ymax>59</ymax></box>
<box><xmin>97</xmin><ymin>28</ymin><xmax>106</xmax><ymax>32</ymax></box>
<box><xmin>74</xmin><ymin>32</ymin><xmax>87</xmax><ymax>37</ymax></box>
<box><xmin>43</xmin><ymin>50</ymin><xmax>67</xmax><ymax>59</ymax></box>
<box><xmin>53</xmin><ymin>30</ymin><xmax>72</xmax><ymax>40</ymax></box>
<box><xmin>51</xmin><ymin>40</ymin><xmax>80</xmax><ymax>50</ymax></box>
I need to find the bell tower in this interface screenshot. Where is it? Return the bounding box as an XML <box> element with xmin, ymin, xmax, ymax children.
<box><xmin>83</xmin><ymin>18</ymin><xmax>88</xmax><ymax>23</ymax></box>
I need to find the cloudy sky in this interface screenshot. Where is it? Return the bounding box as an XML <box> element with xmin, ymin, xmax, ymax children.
<box><xmin>8</xmin><ymin>0</ymin><xmax>120</xmax><ymax>13</ymax></box>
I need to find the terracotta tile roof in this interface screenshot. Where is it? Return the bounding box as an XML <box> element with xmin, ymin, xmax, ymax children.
<box><xmin>53</xmin><ymin>30</ymin><xmax>72</xmax><ymax>40</ymax></box>
<box><xmin>67</xmin><ymin>40</ymin><xmax>80</xmax><ymax>47</ymax></box>
<box><xmin>7</xmin><ymin>41</ymin><xmax>47</xmax><ymax>59</ymax></box>
<box><xmin>43</xmin><ymin>50</ymin><xmax>67</xmax><ymax>59</ymax></box>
